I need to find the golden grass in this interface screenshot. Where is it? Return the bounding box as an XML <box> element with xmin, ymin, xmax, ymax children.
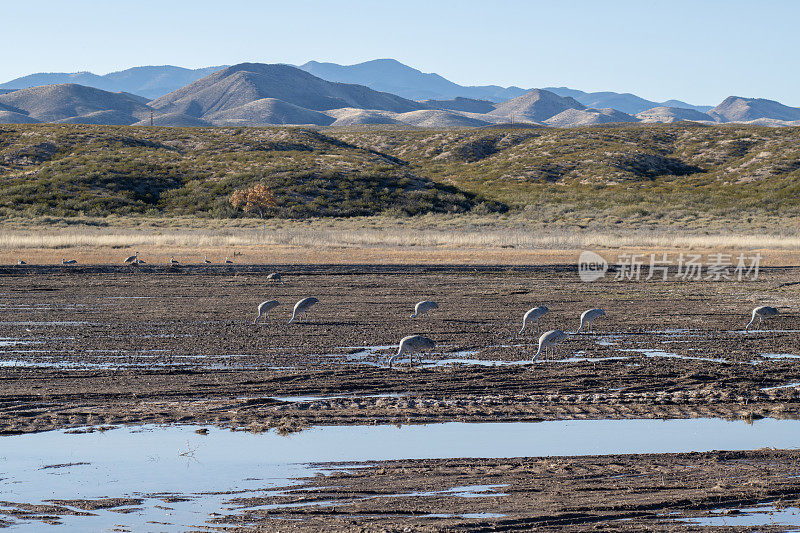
<box><xmin>2</xmin><ymin>215</ymin><xmax>800</xmax><ymax>266</ymax></box>
<box><xmin>3</xmin><ymin>224</ymin><xmax>800</xmax><ymax>251</ymax></box>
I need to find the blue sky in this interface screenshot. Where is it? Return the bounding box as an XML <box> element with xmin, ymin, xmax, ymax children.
<box><xmin>1</xmin><ymin>0</ymin><xmax>797</xmax><ymax>106</ymax></box>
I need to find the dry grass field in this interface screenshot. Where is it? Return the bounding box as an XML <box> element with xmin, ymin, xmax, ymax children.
<box><xmin>3</xmin><ymin>214</ymin><xmax>800</xmax><ymax>266</ymax></box>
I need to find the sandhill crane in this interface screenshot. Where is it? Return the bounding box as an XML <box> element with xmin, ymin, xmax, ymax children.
<box><xmin>170</xmin><ymin>256</ymin><xmax>179</xmax><ymax>265</ymax></box>
<box><xmin>411</xmin><ymin>300</ymin><xmax>438</xmax><ymax>319</ymax></box>
<box><xmin>203</xmin><ymin>256</ymin><xmax>211</xmax><ymax>264</ymax></box>
<box><xmin>520</xmin><ymin>306</ymin><xmax>549</xmax><ymax>334</ymax></box>
<box><xmin>746</xmin><ymin>306</ymin><xmax>779</xmax><ymax>332</ymax></box>
<box><xmin>534</xmin><ymin>330</ymin><xmax>568</xmax><ymax>362</ymax></box>
<box><xmin>62</xmin><ymin>258</ymin><xmax>77</xmax><ymax>265</ymax></box>
<box><xmin>577</xmin><ymin>308</ymin><xmax>606</xmax><ymax>333</ymax></box>
<box><xmin>124</xmin><ymin>251</ymin><xmax>139</xmax><ymax>264</ymax></box>
<box><xmin>289</xmin><ymin>297</ymin><xmax>318</xmax><ymax>323</ymax></box>
<box><xmin>254</xmin><ymin>300</ymin><xmax>279</xmax><ymax>324</ymax></box>
<box><xmin>389</xmin><ymin>335</ymin><xmax>436</xmax><ymax>368</ymax></box>
<box><xmin>225</xmin><ymin>257</ymin><xmax>233</xmax><ymax>264</ymax></box>
<box><xmin>267</xmin><ymin>272</ymin><xmax>283</xmax><ymax>283</ymax></box>
<box><xmin>17</xmin><ymin>260</ymin><xmax>26</xmax><ymax>265</ymax></box>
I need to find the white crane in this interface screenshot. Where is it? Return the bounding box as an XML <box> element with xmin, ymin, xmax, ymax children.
<box><xmin>389</xmin><ymin>335</ymin><xmax>435</xmax><ymax>368</ymax></box>
<box><xmin>289</xmin><ymin>297</ymin><xmax>318</xmax><ymax>323</ymax></box>
<box><xmin>533</xmin><ymin>330</ymin><xmax>568</xmax><ymax>362</ymax></box>
<box><xmin>17</xmin><ymin>260</ymin><xmax>26</xmax><ymax>265</ymax></box>
<box><xmin>577</xmin><ymin>308</ymin><xmax>606</xmax><ymax>333</ymax></box>
<box><xmin>170</xmin><ymin>256</ymin><xmax>179</xmax><ymax>264</ymax></box>
<box><xmin>123</xmin><ymin>251</ymin><xmax>139</xmax><ymax>264</ymax></box>
<box><xmin>254</xmin><ymin>300</ymin><xmax>279</xmax><ymax>324</ymax></box>
<box><xmin>225</xmin><ymin>257</ymin><xmax>233</xmax><ymax>264</ymax></box>
<box><xmin>61</xmin><ymin>258</ymin><xmax>77</xmax><ymax>265</ymax></box>
<box><xmin>520</xmin><ymin>306</ymin><xmax>549</xmax><ymax>334</ymax></box>
<box><xmin>411</xmin><ymin>300</ymin><xmax>438</xmax><ymax>319</ymax></box>
<box><xmin>267</xmin><ymin>272</ymin><xmax>283</xmax><ymax>283</ymax></box>
<box><xmin>746</xmin><ymin>306</ymin><xmax>779</xmax><ymax>332</ymax></box>
<box><xmin>203</xmin><ymin>256</ymin><xmax>211</xmax><ymax>264</ymax></box>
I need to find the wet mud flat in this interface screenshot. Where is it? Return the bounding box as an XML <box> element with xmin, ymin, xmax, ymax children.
<box><xmin>3</xmin><ymin>422</ymin><xmax>800</xmax><ymax>532</ymax></box>
<box><xmin>233</xmin><ymin>449</ymin><xmax>800</xmax><ymax>532</ymax></box>
<box><xmin>3</xmin><ymin>265</ymin><xmax>800</xmax><ymax>530</ymax></box>
<box><xmin>2</xmin><ymin>265</ymin><xmax>800</xmax><ymax>434</ymax></box>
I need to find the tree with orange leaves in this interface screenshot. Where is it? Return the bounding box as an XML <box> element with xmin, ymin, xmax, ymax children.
<box><xmin>229</xmin><ymin>183</ymin><xmax>277</xmax><ymax>218</ymax></box>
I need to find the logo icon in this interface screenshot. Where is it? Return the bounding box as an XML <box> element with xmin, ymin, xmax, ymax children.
<box><xmin>578</xmin><ymin>251</ymin><xmax>608</xmax><ymax>282</ymax></box>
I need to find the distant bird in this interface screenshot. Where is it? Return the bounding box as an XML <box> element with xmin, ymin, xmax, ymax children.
<box><xmin>746</xmin><ymin>306</ymin><xmax>779</xmax><ymax>332</ymax></box>
<box><xmin>203</xmin><ymin>256</ymin><xmax>211</xmax><ymax>264</ymax></box>
<box><xmin>534</xmin><ymin>330</ymin><xmax>568</xmax><ymax>362</ymax></box>
<box><xmin>411</xmin><ymin>300</ymin><xmax>438</xmax><ymax>319</ymax></box>
<box><xmin>254</xmin><ymin>300</ymin><xmax>280</xmax><ymax>324</ymax></box>
<box><xmin>267</xmin><ymin>272</ymin><xmax>283</xmax><ymax>283</ymax></box>
<box><xmin>17</xmin><ymin>260</ymin><xmax>26</xmax><ymax>265</ymax></box>
<box><xmin>61</xmin><ymin>258</ymin><xmax>77</xmax><ymax>265</ymax></box>
<box><xmin>170</xmin><ymin>256</ymin><xmax>179</xmax><ymax>265</ymax></box>
<box><xmin>135</xmin><ymin>257</ymin><xmax>146</xmax><ymax>264</ymax></box>
<box><xmin>123</xmin><ymin>251</ymin><xmax>139</xmax><ymax>264</ymax></box>
<box><xmin>389</xmin><ymin>335</ymin><xmax>436</xmax><ymax>368</ymax></box>
<box><xmin>289</xmin><ymin>297</ymin><xmax>319</xmax><ymax>323</ymax></box>
<box><xmin>520</xmin><ymin>306</ymin><xmax>549</xmax><ymax>334</ymax></box>
<box><xmin>577</xmin><ymin>308</ymin><xmax>606</xmax><ymax>333</ymax></box>
<box><xmin>225</xmin><ymin>257</ymin><xmax>233</xmax><ymax>264</ymax></box>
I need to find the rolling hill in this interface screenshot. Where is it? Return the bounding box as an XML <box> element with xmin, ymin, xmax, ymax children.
<box><xmin>707</xmin><ymin>96</ymin><xmax>800</xmax><ymax>123</ymax></box>
<box><xmin>0</xmin><ymin>84</ymin><xmax>150</xmax><ymax>123</ymax></box>
<box><xmin>2</xmin><ymin>123</ymin><xmax>800</xmax><ymax>226</ymax></box>
<box><xmin>0</xmin><ymin>65</ymin><xmax>226</xmax><ymax>99</ymax></box>
<box><xmin>0</xmin><ymin>62</ymin><xmax>798</xmax><ymax>128</ymax></box>
<box><xmin>544</xmin><ymin>108</ymin><xmax>637</xmax><ymax>127</ymax></box>
<box><xmin>0</xmin><ymin>124</ymin><xmax>502</xmax><ymax>218</ymax></box>
<box><xmin>421</xmin><ymin>97</ymin><xmax>497</xmax><ymax>113</ymax></box>
<box><xmin>299</xmin><ymin>59</ymin><xmax>527</xmax><ymax>102</ymax></box>
<box><xmin>148</xmin><ymin>63</ymin><xmax>425</xmax><ymax>120</ymax></box>
<box><xmin>489</xmin><ymin>89</ymin><xmax>585</xmax><ymax>122</ymax></box>
<box><xmin>544</xmin><ymin>87</ymin><xmax>711</xmax><ymax>114</ymax></box>
<box><xmin>636</xmin><ymin>106</ymin><xmax>713</xmax><ymax>123</ymax></box>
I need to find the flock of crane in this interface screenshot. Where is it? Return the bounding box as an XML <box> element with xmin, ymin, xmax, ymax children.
<box><xmin>15</xmin><ymin>253</ymin><xmax>239</xmax><ymax>266</ymax></box>
<box><xmin>253</xmin><ymin>289</ymin><xmax>781</xmax><ymax>368</ymax></box>
<box><xmin>27</xmin><ymin>252</ymin><xmax>783</xmax><ymax>368</ymax></box>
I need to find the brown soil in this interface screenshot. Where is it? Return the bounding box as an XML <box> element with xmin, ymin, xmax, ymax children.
<box><xmin>216</xmin><ymin>450</ymin><xmax>800</xmax><ymax>532</ymax></box>
<box><xmin>2</xmin><ymin>265</ymin><xmax>800</xmax><ymax>530</ymax></box>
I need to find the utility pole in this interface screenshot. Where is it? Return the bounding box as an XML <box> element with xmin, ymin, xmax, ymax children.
<box><xmin>150</xmin><ymin>109</ymin><xmax>153</xmax><ymax>126</ymax></box>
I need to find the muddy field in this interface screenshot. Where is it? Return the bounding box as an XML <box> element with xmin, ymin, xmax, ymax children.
<box><xmin>2</xmin><ymin>264</ymin><xmax>800</xmax><ymax>531</ymax></box>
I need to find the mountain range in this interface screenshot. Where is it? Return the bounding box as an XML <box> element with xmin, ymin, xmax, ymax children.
<box><xmin>0</xmin><ymin>66</ymin><xmax>225</xmax><ymax>100</ymax></box>
<box><xmin>1</xmin><ymin>60</ymin><xmax>799</xmax><ymax>128</ymax></box>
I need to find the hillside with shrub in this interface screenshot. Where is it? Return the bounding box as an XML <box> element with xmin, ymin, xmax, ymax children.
<box><xmin>0</xmin><ymin>124</ymin><xmax>498</xmax><ymax>218</ymax></box>
<box><xmin>1</xmin><ymin>123</ymin><xmax>799</xmax><ymax>224</ymax></box>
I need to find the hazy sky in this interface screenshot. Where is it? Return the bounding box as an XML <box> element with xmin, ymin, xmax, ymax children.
<box><xmin>2</xmin><ymin>0</ymin><xmax>798</xmax><ymax>106</ymax></box>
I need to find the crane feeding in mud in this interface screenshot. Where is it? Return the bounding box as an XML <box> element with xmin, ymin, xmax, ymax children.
<box><xmin>534</xmin><ymin>329</ymin><xmax>568</xmax><ymax>361</ymax></box>
<box><xmin>61</xmin><ymin>258</ymin><xmax>77</xmax><ymax>265</ymax></box>
<box><xmin>254</xmin><ymin>300</ymin><xmax>280</xmax><ymax>324</ymax></box>
<box><xmin>389</xmin><ymin>335</ymin><xmax>436</xmax><ymax>368</ymax></box>
<box><xmin>520</xmin><ymin>306</ymin><xmax>549</xmax><ymax>334</ymax></box>
<box><xmin>123</xmin><ymin>252</ymin><xmax>139</xmax><ymax>264</ymax></box>
<box><xmin>746</xmin><ymin>306</ymin><xmax>779</xmax><ymax>332</ymax></box>
<box><xmin>577</xmin><ymin>308</ymin><xmax>606</xmax><ymax>333</ymax></box>
<box><xmin>267</xmin><ymin>272</ymin><xmax>284</xmax><ymax>283</ymax></box>
<box><xmin>289</xmin><ymin>297</ymin><xmax>319</xmax><ymax>323</ymax></box>
<box><xmin>411</xmin><ymin>300</ymin><xmax>438</xmax><ymax>318</ymax></box>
